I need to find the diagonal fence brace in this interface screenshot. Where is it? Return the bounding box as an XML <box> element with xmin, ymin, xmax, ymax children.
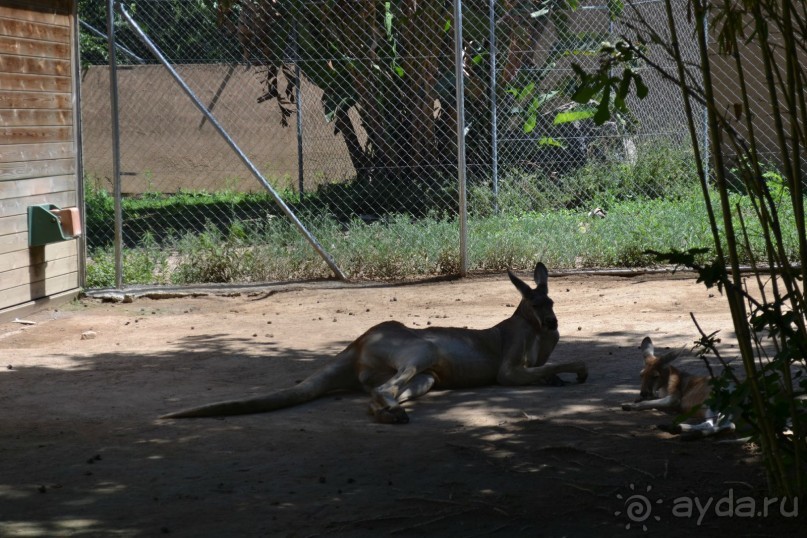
<box><xmin>114</xmin><ymin>2</ymin><xmax>347</xmax><ymax>281</ymax></box>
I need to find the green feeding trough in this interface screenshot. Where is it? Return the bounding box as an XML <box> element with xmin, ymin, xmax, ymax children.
<box><xmin>28</xmin><ymin>204</ymin><xmax>82</xmax><ymax>247</ymax></box>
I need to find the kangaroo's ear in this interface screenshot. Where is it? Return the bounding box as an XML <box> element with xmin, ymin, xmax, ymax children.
<box><xmin>660</xmin><ymin>349</ymin><xmax>684</xmax><ymax>366</ymax></box>
<box><xmin>641</xmin><ymin>337</ymin><xmax>655</xmax><ymax>358</ymax></box>
<box><xmin>533</xmin><ymin>262</ymin><xmax>549</xmax><ymax>294</ymax></box>
<box><xmin>508</xmin><ymin>270</ymin><xmax>533</xmax><ymax>298</ymax></box>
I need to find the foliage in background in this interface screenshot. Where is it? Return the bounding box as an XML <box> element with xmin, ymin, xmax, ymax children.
<box><xmin>77</xmin><ymin>0</ymin><xmax>109</xmax><ymax>67</ymax></box>
<box><xmin>86</xmin><ymin>232</ymin><xmax>169</xmax><ymax>288</ymax></box>
<box><xmin>83</xmin><ymin>136</ymin><xmax>802</xmax><ymax>288</ymax></box>
<box><xmin>176</xmin><ymin>0</ymin><xmax>629</xmax><ymax>210</ymax></box>
<box><xmin>571</xmin><ymin>0</ymin><xmax>806</xmax><ymax>499</ymax></box>
<box><xmin>78</xmin><ymin>0</ymin><xmax>242</xmax><ymax>65</ymax></box>
<box><xmin>469</xmin><ymin>140</ymin><xmax>699</xmax><ymax>214</ymax></box>
<box><xmin>85</xmin><ymin>180</ymin><xmax>803</xmax><ymax>287</ymax></box>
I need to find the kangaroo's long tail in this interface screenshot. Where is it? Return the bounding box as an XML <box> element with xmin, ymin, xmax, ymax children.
<box><xmin>161</xmin><ymin>350</ymin><xmax>358</xmax><ymax>418</ymax></box>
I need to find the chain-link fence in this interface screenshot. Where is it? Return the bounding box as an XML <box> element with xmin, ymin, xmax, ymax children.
<box><xmin>78</xmin><ymin>0</ymin><xmax>740</xmax><ymax>286</ymax></box>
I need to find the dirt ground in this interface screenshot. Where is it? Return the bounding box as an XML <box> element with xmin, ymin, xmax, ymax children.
<box><xmin>1</xmin><ymin>272</ymin><xmax>802</xmax><ymax>537</ymax></box>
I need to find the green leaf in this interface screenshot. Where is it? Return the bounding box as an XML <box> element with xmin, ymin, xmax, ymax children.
<box><xmin>593</xmin><ymin>86</ymin><xmax>611</xmax><ymax>124</ymax></box>
<box><xmin>444</xmin><ymin>19</ymin><xmax>451</xmax><ymax>33</ymax></box>
<box><xmin>393</xmin><ymin>64</ymin><xmax>405</xmax><ymax>77</ymax></box>
<box><xmin>527</xmin><ymin>90</ymin><xmax>558</xmax><ymax>115</ymax></box>
<box><xmin>634</xmin><ymin>74</ymin><xmax>649</xmax><ymax>99</ymax></box>
<box><xmin>553</xmin><ymin>108</ymin><xmax>595</xmax><ymax>124</ymax></box>
<box><xmin>538</xmin><ymin>137</ymin><xmax>565</xmax><ymax>148</ymax></box>
<box><xmin>524</xmin><ymin>114</ymin><xmax>537</xmax><ymax>134</ymax></box>
<box><xmin>571</xmin><ymin>66</ymin><xmax>603</xmax><ymax>103</ymax></box>
<box><xmin>572</xmin><ymin>85</ymin><xmax>598</xmax><ymax>103</ymax></box>
<box><xmin>518</xmin><ymin>82</ymin><xmax>536</xmax><ymax>101</ymax></box>
<box><xmin>618</xmin><ymin>68</ymin><xmax>632</xmax><ymax>100</ymax></box>
<box><xmin>384</xmin><ymin>2</ymin><xmax>393</xmax><ymax>37</ymax></box>
<box><xmin>472</xmin><ymin>53</ymin><xmax>484</xmax><ymax>65</ymax></box>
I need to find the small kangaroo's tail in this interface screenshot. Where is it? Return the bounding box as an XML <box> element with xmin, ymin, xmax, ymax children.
<box><xmin>161</xmin><ymin>349</ymin><xmax>358</xmax><ymax>419</ymax></box>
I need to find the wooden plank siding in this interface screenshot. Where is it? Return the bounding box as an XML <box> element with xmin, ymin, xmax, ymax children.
<box><xmin>1</xmin><ymin>188</ymin><xmax>77</xmax><ymax>216</ymax></box>
<box><xmin>0</xmin><ymin>71</ymin><xmax>71</xmax><ymax>92</ymax></box>
<box><xmin>0</xmin><ymin>238</ymin><xmax>75</xmax><ymax>273</ymax></box>
<box><xmin>0</xmin><ymin>172</ymin><xmax>76</xmax><ymax>196</ymax></box>
<box><xmin>0</xmin><ymin>0</ymin><xmax>80</xmax><ymax>318</ymax></box>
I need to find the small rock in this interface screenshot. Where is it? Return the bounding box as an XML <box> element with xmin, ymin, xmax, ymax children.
<box><xmin>81</xmin><ymin>331</ymin><xmax>97</xmax><ymax>340</ymax></box>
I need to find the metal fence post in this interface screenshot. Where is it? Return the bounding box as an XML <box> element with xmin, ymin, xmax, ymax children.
<box><xmin>454</xmin><ymin>0</ymin><xmax>468</xmax><ymax>277</ymax></box>
<box><xmin>702</xmin><ymin>13</ymin><xmax>711</xmax><ymax>180</ymax></box>
<box><xmin>489</xmin><ymin>0</ymin><xmax>498</xmax><ymax>214</ymax></box>
<box><xmin>107</xmin><ymin>0</ymin><xmax>123</xmax><ymax>289</ymax></box>
<box><xmin>294</xmin><ymin>22</ymin><xmax>304</xmax><ymax>195</ymax></box>
<box><xmin>73</xmin><ymin>2</ymin><xmax>86</xmax><ymax>288</ymax></box>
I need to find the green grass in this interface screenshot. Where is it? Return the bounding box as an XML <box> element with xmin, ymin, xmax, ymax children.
<box><xmin>84</xmin><ymin>185</ymin><xmax>802</xmax><ymax>288</ymax></box>
<box><xmin>83</xmin><ymin>141</ymin><xmax>801</xmax><ymax>288</ymax></box>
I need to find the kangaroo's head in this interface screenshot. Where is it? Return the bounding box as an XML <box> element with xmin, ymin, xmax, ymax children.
<box><xmin>637</xmin><ymin>336</ymin><xmax>678</xmax><ymax>400</ymax></box>
<box><xmin>507</xmin><ymin>262</ymin><xmax>557</xmax><ymax>332</ymax></box>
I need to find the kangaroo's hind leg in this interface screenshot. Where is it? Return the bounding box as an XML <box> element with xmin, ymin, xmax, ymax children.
<box><xmin>364</xmin><ymin>343</ymin><xmax>439</xmax><ymax>424</ymax></box>
<box><xmin>367</xmin><ymin>365</ymin><xmax>430</xmax><ymax>424</ymax></box>
<box><xmin>367</xmin><ymin>372</ymin><xmax>437</xmax><ymax>423</ymax></box>
<box><xmin>398</xmin><ymin>373</ymin><xmax>436</xmax><ymax>403</ymax></box>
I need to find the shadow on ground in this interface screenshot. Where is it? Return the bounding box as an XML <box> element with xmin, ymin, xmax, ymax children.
<box><xmin>0</xmin><ymin>275</ymin><xmax>800</xmax><ymax>537</ymax></box>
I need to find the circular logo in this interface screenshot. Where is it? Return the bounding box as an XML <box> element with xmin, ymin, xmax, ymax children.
<box><xmin>614</xmin><ymin>483</ymin><xmax>663</xmax><ymax>531</ymax></box>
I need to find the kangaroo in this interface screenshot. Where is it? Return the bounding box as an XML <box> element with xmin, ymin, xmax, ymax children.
<box><xmin>162</xmin><ymin>262</ymin><xmax>588</xmax><ymax>424</ymax></box>
<box><xmin>621</xmin><ymin>336</ymin><xmax>735</xmax><ymax>438</ymax></box>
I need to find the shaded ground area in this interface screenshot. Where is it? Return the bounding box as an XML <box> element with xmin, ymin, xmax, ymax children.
<box><xmin>0</xmin><ymin>272</ymin><xmax>802</xmax><ymax>537</ymax></box>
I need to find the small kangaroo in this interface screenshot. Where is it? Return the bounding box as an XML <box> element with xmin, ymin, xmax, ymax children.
<box><xmin>162</xmin><ymin>262</ymin><xmax>588</xmax><ymax>424</ymax></box>
<box><xmin>621</xmin><ymin>336</ymin><xmax>735</xmax><ymax>438</ymax></box>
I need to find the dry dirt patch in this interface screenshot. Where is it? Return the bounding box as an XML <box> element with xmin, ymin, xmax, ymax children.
<box><xmin>0</xmin><ymin>273</ymin><xmax>800</xmax><ymax>537</ymax></box>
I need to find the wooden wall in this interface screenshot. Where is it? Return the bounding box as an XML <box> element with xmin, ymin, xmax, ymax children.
<box><xmin>0</xmin><ymin>0</ymin><xmax>80</xmax><ymax>320</ymax></box>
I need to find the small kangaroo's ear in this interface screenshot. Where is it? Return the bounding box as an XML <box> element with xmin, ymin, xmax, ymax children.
<box><xmin>508</xmin><ymin>270</ymin><xmax>533</xmax><ymax>298</ymax></box>
<box><xmin>641</xmin><ymin>337</ymin><xmax>655</xmax><ymax>358</ymax></box>
<box><xmin>660</xmin><ymin>349</ymin><xmax>684</xmax><ymax>366</ymax></box>
<box><xmin>533</xmin><ymin>262</ymin><xmax>549</xmax><ymax>294</ymax></box>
